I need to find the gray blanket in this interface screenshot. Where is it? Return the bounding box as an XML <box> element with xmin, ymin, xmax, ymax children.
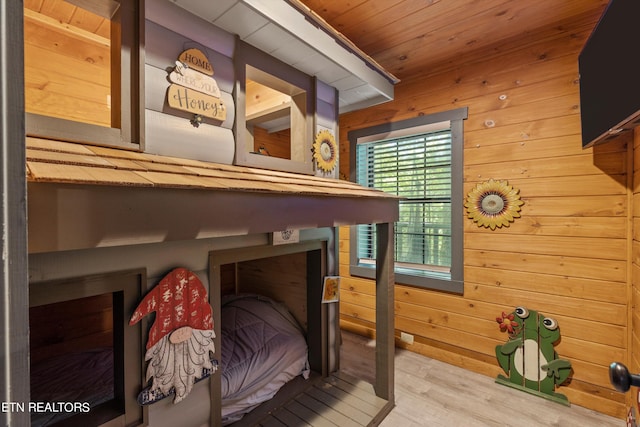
<box><xmin>220</xmin><ymin>294</ymin><xmax>310</xmax><ymax>425</ymax></box>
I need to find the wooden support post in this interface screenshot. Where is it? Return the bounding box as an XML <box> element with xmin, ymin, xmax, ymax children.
<box><xmin>307</xmin><ymin>248</ymin><xmax>327</xmax><ymax>376</ymax></box>
<box><xmin>0</xmin><ymin>2</ymin><xmax>29</xmax><ymax>427</ymax></box>
<box><xmin>209</xmin><ymin>264</ymin><xmax>223</xmax><ymax>427</ymax></box>
<box><xmin>375</xmin><ymin>222</ymin><xmax>395</xmax><ymax>402</ymax></box>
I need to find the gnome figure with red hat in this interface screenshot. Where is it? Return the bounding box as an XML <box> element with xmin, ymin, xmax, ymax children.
<box><xmin>130</xmin><ymin>267</ymin><xmax>217</xmax><ymax>405</ymax></box>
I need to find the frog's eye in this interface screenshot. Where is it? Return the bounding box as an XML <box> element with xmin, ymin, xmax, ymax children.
<box><xmin>543</xmin><ymin>317</ymin><xmax>558</xmax><ymax>331</ymax></box>
<box><xmin>514</xmin><ymin>306</ymin><xmax>529</xmax><ymax>319</ymax></box>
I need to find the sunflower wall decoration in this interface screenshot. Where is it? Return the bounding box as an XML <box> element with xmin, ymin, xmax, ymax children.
<box><xmin>313</xmin><ymin>129</ymin><xmax>338</xmax><ymax>173</ymax></box>
<box><xmin>465</xmin><ymin>179</ymin><xmax>524</xmax><ymax>230</ymax></box>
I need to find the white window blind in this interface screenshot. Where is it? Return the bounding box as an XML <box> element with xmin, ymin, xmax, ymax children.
<box><xmin>356</xmin><ymin>129</ymin><xmax>452</xmax><ymax>278</ymax></box>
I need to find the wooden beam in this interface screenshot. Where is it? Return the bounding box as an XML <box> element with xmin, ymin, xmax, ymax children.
<box><xmin>24</xmin><ymin>8</ymin><xmax>110</xmax><ymax>46</ymax></box>
<box><xmin>28</xmin><ymin>182</ymin><xmax>399</xmax><ymax>253</ymax></box>
<box><xmin>246</xmin><ymin>102</ymin><xmax>291</xmax><ymax>125</ymax></box>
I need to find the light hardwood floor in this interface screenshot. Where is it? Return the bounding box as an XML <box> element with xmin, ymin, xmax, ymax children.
<box><xmin>339</xmin><ymin>331</ymin><xmax>625</xmax><ymax>427</ymax></box>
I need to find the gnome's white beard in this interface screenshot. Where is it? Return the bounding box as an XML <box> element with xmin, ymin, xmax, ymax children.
<box><xmin>145</xmin><ymin>328</ymin><xmax>217</xmax><ymax>403</ymax></box>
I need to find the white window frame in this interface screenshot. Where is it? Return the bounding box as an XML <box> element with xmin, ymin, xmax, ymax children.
<box><xmin>348</xmin><ymin>107</ymin><xmax>467</xmax><ymax>293</ymax></box>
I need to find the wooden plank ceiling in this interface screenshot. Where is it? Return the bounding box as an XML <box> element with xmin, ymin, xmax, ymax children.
<box><xmin>24</xmin><ymin>0</ymin><xmax>609</xmax><ymax>83</ymax></box>
<box><xmin>295</xmin><ymin>0</ymin><xmax>609</xmax><ymax>80</ymax></box>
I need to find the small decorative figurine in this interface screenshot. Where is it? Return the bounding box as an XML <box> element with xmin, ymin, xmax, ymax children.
<box><xmin>495</xmin><ymin>306</ymin><xmax>572</xmax><ymax>405</ymax></box>
<box><xmin>130</xmin><ymin>267</ymin><xmax>217</xmax><ymax>405</ymax></box>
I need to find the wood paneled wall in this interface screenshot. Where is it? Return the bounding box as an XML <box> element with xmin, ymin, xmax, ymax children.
<box><xmin>29</xmin><ymin>293</ymin><xmax>113</xmax><ymax>364</ymax></box>
<box><xmin>253</xmin><ymin>127</ymin><xmax>292</xmax><ymax>159</ymax></box>
<box><xmin>24</xmin><ymin>3</ymin><xmax>111</xmax><ymax>127</ymax></box>
<box><xmin>238</xmin><ymin>252</ymin><xmax>308</xmax><ymax>331</ymax></box>
<box><xmin>219</xmin><ymin>253</ymin><xmax>309</xmax><ymax>332</ymax></box>
<box><xmin>337</xmin><ymin>19</ymin><xmax>630</xmax><ymax>419</ymax></box>
<box><xmin>631</xmin><ymin>128</ymin><xmax>640</xmax><ymax>418</ymax></box>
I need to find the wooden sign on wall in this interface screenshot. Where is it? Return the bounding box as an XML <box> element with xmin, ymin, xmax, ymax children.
<box><xmin>169</xmin><ymin>62</ymin><xmax>221</xmax><ymax>98</ymax></box>
<box><xmin>167</xmin><ymin>48</ymin><xmax>226</xmax><ymax>121</ymax></box>
<box><xmin>178</xmin><ymin>48</ymin><xmax>213</xmax><ymax>76</ymax></box>
<box><xmin>167</xmin><ymin>84</ymin><xmax>226</xmax><ymax>120</ymax></box>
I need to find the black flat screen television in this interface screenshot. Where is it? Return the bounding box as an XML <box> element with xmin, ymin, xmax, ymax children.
<box><xmin>579</xmin><ymin>0</ymin><xmax>640</xmax><ymax>148</ymax></box>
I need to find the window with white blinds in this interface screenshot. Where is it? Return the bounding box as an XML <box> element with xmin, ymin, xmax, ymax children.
<box><xmin>348</xmin><ymin>107</ymin><xmax>467</xmax><ymax>293</ymax></box>
<box><xmin>355</xmin><ymin>129</ymin><xmax>452</xmax><ymax>279</ymax></box>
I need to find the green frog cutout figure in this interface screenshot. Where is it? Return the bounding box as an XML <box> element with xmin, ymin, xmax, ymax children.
<box><xmin>495</xmin><ymin>306</ymin><xmax>572</xmax><ymax>405</ymax></box>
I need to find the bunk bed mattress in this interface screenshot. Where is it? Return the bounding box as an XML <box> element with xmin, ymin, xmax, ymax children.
<box><xmin>220</xmin><ymin>294</ymin><xmax>310</xmax><ymax>425</ymax></box>
<box><xmin>30</xmin><ymin>347</ymin><xmax>114</xmax><ymax>426</ymax></box>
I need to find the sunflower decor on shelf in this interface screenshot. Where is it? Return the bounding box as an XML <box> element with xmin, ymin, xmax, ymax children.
<box><xmin>313</xmin><ymin>129</ymin><xmax>338</xmax><ymax>173</ymax></box>
<box><xmin>465</xmin><ymin>179</ymin><xmax>523</xmax><ymax>230</ymax></box>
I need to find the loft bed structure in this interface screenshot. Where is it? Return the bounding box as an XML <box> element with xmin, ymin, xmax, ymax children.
<box><xmin>26</xmin><ymin>138</ymin><xmax>398</xmax><ymax>427</ymax></box>
<box><xmin>8</xmin><ymin>0</ymin><xmax>401</xmax><ymax>426</ymax></box>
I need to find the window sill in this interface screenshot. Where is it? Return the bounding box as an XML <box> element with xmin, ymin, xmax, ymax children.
<box><xmin>350</xmin><ymin>263</ymin><xmax>463</xmax><ymax>294</ymax></box>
